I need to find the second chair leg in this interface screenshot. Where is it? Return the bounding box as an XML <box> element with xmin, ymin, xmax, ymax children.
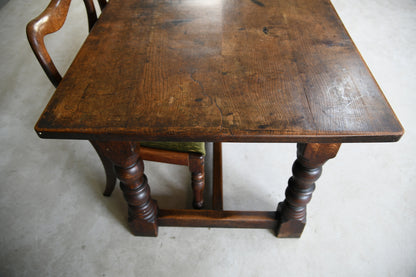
<box><xmin>189</xmin><ymin>153</ymin><xmax>205</xmax><ymax>209</ymax></box>
<box><xmin>90</xmin><ymin>140</ymin><xmax>117</xmax><ymax>196</ymax></box>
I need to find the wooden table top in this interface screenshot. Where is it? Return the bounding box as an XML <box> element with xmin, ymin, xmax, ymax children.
<box><xmin>35</xmin><ymin>0</ymin><xmax>403</xmax><ymax>143</ymax></box>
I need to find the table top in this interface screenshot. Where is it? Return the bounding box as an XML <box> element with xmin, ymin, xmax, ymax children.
<box><xmin>35</xmin><ymin>0</ymin><xmax>403</xmax><ymax>143</ymax></box>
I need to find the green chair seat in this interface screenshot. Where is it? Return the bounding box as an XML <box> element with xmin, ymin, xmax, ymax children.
<box><xmin>140</xmin><ymin>142</ymin><xmax>206</xmax><ymax>156</ymax></box>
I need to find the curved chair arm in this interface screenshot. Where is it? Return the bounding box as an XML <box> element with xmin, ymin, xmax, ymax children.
<box><xmin>83</xmin><ymin>0</ymin><xmax>98</xmax><ymax>31</ymax></box>
<box><xmin>26</xmin><ymin>0</ymin><xmax>97</xmax><ymax>88</ymax></box>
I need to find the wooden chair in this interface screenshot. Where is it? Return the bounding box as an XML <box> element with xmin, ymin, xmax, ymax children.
<box><xmin>26</xmin><ymin>0</ymin><xmax>206</xmax><ymax>209</ymax></box>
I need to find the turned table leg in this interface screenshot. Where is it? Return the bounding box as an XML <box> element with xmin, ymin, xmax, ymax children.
<box><xmin>94</xmin><ymin>141</ymin><xmax>159</xmax><ymax>236</ymax></box>
<box><xmin>276</xmin><ymin>143</ymin><xmax>341</xmax><ymax>238</ymax></box>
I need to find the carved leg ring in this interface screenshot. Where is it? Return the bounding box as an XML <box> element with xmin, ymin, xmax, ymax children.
<box><xmin>276</xmin><ymin>143</ymin><xmax>341</xmax><ymax>238</ymax></box>
<box><xmin>94</xmin><ymin>141</ymin><xmax>158</xmax><ymax>236</ymax></box>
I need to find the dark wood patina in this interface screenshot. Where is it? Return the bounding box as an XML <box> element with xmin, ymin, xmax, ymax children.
<box><xmin>33</xmin><ymin>0</ymin><xmax>403</xmax><ymax>237</ymax></box>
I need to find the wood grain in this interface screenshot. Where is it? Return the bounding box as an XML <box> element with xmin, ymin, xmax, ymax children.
<box><xmin>35</xmin><ymin>0</ymin><xmax>403</xmax><ymax>143</ymax></box>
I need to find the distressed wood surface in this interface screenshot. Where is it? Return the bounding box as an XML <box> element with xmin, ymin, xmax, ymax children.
<box><xmin>35</xmin><ymin>0</ymin><xmax>403</xmax><ymax>143</ymax></box>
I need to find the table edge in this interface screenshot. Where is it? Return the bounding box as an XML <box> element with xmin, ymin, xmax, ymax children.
<box><xmin>34</xmin><ymin>125</ymin><xmax>404</xmax><ymax>143</ymax></box>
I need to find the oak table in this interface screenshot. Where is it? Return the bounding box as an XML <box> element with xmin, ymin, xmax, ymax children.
<box><xmin>35</xmin><ymin>0</ymin><xmax>403</xmax><ymax>237</ymax></box>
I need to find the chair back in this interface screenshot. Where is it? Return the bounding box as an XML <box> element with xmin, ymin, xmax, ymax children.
<box><xmin>98</xmin><ymin>0</ymin><xmax>107</xmax><ymax>10</ymax></box>
<box><xmin>26</xmin><ymin>0</ymin><xmax>97</xmax><ymax>87</ymax></box>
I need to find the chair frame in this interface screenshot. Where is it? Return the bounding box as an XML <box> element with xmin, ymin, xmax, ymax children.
<box><xmin>26</xmin><ymin>0</ymin><xmax>206</xmax><ymax>209</ymax></box>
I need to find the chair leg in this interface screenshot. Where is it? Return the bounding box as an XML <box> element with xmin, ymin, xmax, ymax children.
<box><xmin>90</xmin><ymin>140</ymin><xmax>117</xmax><ymax>196</ymax></box>
<box><xmin>212</xmin><ymin>142</ymin><xmax>223</xmax><ymax>210</ymax></box>
<box><xmin>189</xmin><ymin>154</ymin><xmax>205</xmax><ymax>209</ymax></box>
